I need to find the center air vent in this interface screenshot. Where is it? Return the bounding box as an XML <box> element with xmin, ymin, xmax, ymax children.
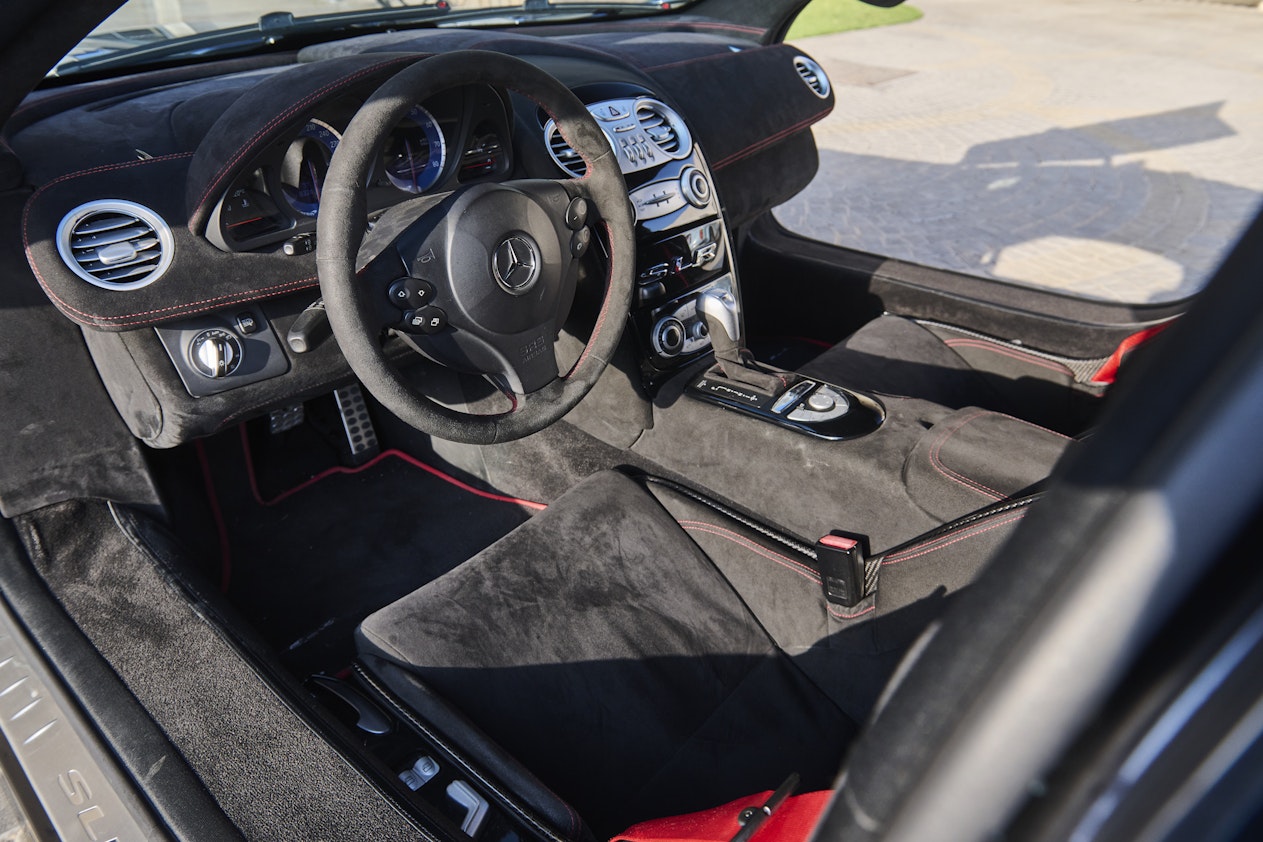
<box><xmin>634</xmin><ymin>99</ymin><xmax>691</xmax><ymax>160</ymax></box>
<box><xmin>545</xmin><ymin>122</ymin><xmax>587</xmax><ymax>178</ymax></box>
<box><xmin>793</xmin><ymin>56</ymin><xmax>831</xmax><ymax>98</ymax></box>
<box><xmin>56</xmin><ymin>200</ymin><xmax>174</xmax><ymax>291</ymax></box>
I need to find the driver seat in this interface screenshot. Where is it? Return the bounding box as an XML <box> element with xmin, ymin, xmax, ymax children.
<box><xmin>356</xmin><ymin>469</ymin><xmax>1031</xmax><ymax>838</ymax></box>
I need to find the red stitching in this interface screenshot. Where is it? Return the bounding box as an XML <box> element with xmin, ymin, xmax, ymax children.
<box><xmin>623</xmin><ymin>20</ymin><xmax>765</xmax><ymax>35</ymax></box>
<box><xmin>190</xmin><ymin>55</ymin><xmax>421</xmax><ymax>224</ymax></box>
<box><xmin>988</xmin><ymin>410</ymin><xmax>1074</xmax><ymax>442</ymax></box>
<box><xmin>943</xmin><ymin>338</ymin><xmax>1074</xmax><ymax>378</ymax></box>
<box><xmin>21</xmin><ymin>154</ymin><xmax>199</xmax><ymax>323</ymax></box>
<box><xmin>642</xmin><ymin>44</ymin><xmax>777</xmax><ymax>74</ymax></box>
<box><xmin>927</xmin><ymin>411</ymin><xmax>1007</xmax><ymax>501</ymax></box>
<box><xmin>678</xmin><ymin>521</ymin><xmax>821</xmax><ymax>585</ymax></box>
<box><xmin>565</xmin><ymin>220</ymin><xmax>616</xmax><ymax>380</ymax></box>
<box><xmin>829</xmin><ymin>603</ymin><xmax>875</xmax><ymax>620</ymax></box>
<box><xmin>882</xmin><ymin>512</ymin><xmax>1028</xmax><ymax>566</ymax></box>
<box><xmin>712</xmin><ymin>107</ymin><xmax>832</xmax><ymax>171</ymax></box>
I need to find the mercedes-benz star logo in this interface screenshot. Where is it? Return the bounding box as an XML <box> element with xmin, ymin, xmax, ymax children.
<box><xmin>492</xmin><ymin>235</ymin><xmax>541</xmax><ymax>294</ymax></box>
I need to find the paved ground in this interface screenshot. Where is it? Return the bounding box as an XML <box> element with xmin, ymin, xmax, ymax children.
<box><xmin>776</xmin><ymin>0</ymin><xmax>1263</xmax><ymax>303</ymax></box>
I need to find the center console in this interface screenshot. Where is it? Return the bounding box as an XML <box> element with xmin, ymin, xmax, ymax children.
<box><xmin>565</xmin><ymin>87</ymin><xmax>883</xmax><ymax>442</ymax></box>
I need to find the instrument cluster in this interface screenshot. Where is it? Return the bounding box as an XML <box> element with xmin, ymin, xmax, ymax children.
<box><xmin>209</xmin><ymin>84</ymin><xmax>511</xmax><ymax>252</ymax></box>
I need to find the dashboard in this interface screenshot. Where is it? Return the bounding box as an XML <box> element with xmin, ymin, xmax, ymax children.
<box><xmin>12</xmin><ymin>26</ymin><xmax>834</xmax><ymax>447</ymax></box>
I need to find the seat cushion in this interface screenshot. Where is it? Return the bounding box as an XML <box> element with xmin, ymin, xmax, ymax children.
<box><xmin>799</xmin><ymin>315</ymin><xmax>1086</xmax><ymax>431</ymax></box>
<box><xmin>357</xmin><ymin>471</ymin><xmax>857</xmax><ymax>835</ymax></box>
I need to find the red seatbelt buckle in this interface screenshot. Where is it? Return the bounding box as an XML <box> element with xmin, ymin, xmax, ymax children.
<box><xmin>816</xmin><ymin>531</ymin><xmax>869</xmax><ymax>608</ymax></box>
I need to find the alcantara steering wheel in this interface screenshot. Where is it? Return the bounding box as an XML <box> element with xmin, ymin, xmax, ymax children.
<box><xmin>316</xmin><ymin>51</ymin><xmax>635</xmax><ymax>444</ymax></box>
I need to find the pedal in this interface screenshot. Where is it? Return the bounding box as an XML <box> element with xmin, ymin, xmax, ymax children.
<box><xmin>269</xmin><ymin>403</ymin><xmax>305</xmax><ymax>435</ymax></box>
<box><xmin>334</xmin><ymin>383</ymin><xmax>380</xmax><ymax>465</ymax></box>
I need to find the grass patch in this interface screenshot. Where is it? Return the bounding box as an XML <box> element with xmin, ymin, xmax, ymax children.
<box><xmin>786</xmin><ymin>0</ymin><xmax>923</xmax><ymax>40</ymax></box>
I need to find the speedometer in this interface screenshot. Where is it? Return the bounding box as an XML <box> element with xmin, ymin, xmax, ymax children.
<box><xmin>280</xmin><ymin>120</ymin><xmax>340</xmax><ymax>218</ymax></box>
<box><xmin>382</xmin><ymin>105</ymin><xmax>446</xmax><ymax>194</ymax></box>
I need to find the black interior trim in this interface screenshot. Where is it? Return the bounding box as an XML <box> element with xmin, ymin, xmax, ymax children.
<box><xmin>740</xmin><ymin>214</ymin><xmax>1188</xmax><ymax>359</ymax></box>
<box><xmin>0</xmin><ymin>517</ymin><xmax>243</xmax><ymax>840</ymax></box>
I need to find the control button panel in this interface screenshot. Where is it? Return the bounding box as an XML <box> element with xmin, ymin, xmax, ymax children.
<box><xmin>188</xmin><ymin>328</ymin><xmax>242</xmax><ymax>379</ymax></box>
<box><xmin>628</xmin><ymin>166</ymin><xmax>715</xmax><ymax>222</ymax></box>
<box><xmin>155</xmin><ymin>304</ymin><xmax>290</xmax><ymax>397</ymax></box>
<box><xmin>688</xmin><ymin>374</ymin><xmax>885</xmax><ymax>441</ymax></box>
<box><xmin>772</xmin><ymin>380</ymin><xmax>817</xmax><ymax>414</ymax></box>
<box><xmin>646</xmin><ymin>274</ymin><xmax>733</xmax><ymax>361</ymax></box>
<box><xmin>787</xmin><ymin>385</ymin><xmax>851</xmax><ymax>423</ymax></box>
<box><xmin>629</xmin><ymin>179</ymin><xmax>687</xmax><ymax>221</ymax></box>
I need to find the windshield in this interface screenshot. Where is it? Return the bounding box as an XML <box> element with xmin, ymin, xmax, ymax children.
<box><xmin>58</xmin><ymin>0</ymin><xmax>691</xmax><ymax>76</ymax></box>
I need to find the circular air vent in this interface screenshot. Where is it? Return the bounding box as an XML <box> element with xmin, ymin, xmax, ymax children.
<box><xmin>55</xmin><ymin>200</ymin><xmax>174</xmax><ymax>291</ymax></box>
<box><xmin>634</xmin><ymin>99</ymin><xmax>692</xmax><ymax>160</ymax></box>
<box><xmin>793</xmin><ymin>56</ymin><xmax>831</xmax><ymax>98</ymax></box>
<box><xmin>544</xmin><ymin>121</ymin><xmax>587</xmax><ymax>178</ymax></box>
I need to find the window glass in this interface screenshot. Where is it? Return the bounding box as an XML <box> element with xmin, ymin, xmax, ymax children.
<box><xmin>776</xmin><ymin>0</ymin><xmax>1263</xmax><ymax>304</ymax></box>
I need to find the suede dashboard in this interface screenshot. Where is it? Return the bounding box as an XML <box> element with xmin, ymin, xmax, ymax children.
<box><xmin>16</xmin><ymin>28</ymin><xmax>832</xmax><ymax>332</ymax></box>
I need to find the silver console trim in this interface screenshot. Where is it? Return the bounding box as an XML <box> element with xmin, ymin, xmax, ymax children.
<box><xmin>544</xmin><ymin>96</ymin><xmax>695</xmax><ymax>178</ymax></box>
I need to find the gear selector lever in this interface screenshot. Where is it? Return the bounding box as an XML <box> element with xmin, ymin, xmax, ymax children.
<box><xmin>697</xmin><ymin>288</ymin><xmax>790</xmax><ymax>394</ymax></box>
<box><xmin>688</xmin><ymin>289</ymin><xmax>886</xmax><ymax>440</ymax></box>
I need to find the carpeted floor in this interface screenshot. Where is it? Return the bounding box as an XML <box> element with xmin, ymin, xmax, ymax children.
<box><xmin>194</xmin><ymin>416</ymin><xmax>539</xmax><ymax>677</ymax></box>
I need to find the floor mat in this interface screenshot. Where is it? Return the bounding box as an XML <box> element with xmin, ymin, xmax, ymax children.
<box><xmin>196</xmin><ymin>423</ymin><xmax>539</xmax><ymax>677</ymax></box>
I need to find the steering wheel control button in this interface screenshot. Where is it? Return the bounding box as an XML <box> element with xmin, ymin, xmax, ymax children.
<box><xmin>771</xmin><ymin>380</ymin><xmax>817</xmax><ymax>414</ymax></box>
<box><xmin>570</xmin><ymin>226</ymin><xmax>591</xmax><ymax>258</ymax></box>
<box><xmin>189</xmin><ymin>329</ymin><xmax>242</xmax><ymax>379</ymax></box>
<box><xmin>388</xmin><ymin>278</ymin><xmax>436</xmax><ymax>310</ymax></box>
<box><xmin>492</xmin><ymin>235</ymin><xmax>542</xmax><ymax>295</ymax></box>
<box><xmin>282</xmin><ymin>233</ymin><xmax>315</xmax><ymax>256</ymax></box>
<box><xmin>564</xmin><ymin>196</ymin><xmax>589</xmax><ymax>230</ymax></box>
<box><xmin>404</xmin><ymin>306</ymin><xmax>448</xmax><ymax>335</ymax></box>
<box><xmin>680</xmin><ymin>167</ymin><xmax>713</xmax><ymax>208</ymax></box>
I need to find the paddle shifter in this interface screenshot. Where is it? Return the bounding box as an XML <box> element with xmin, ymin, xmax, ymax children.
<box><xmin>688</xmin><ymin>288</ymin><xmax>886</xmax><ymax>441</ymax></box>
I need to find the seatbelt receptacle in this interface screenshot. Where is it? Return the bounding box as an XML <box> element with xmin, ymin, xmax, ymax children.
<box><xmin>816</xmin><ymin>532</ymin><xmax>869</xmax><ymax>608</ymax></box>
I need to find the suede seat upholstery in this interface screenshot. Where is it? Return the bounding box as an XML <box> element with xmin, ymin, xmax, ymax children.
<box><xmin>799</xmin><ymin>315</ymin><xmax>1086</xmax><ymax>428</ymax></box>
<box><xmin>356</xmin><ymin>465</ymin><xmax>1042</xmax><ymax>837</ymax></box>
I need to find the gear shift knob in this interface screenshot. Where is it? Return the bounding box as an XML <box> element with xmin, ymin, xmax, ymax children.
<box><xmin>698</xmin><ymin>288</ymin><xmax>741</xmax><ymax>350</ymax></box>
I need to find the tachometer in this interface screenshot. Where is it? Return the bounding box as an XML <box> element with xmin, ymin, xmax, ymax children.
<box><xmin>382</xmin><ymin>105</ymin><xmax>447</xmax><ymax>194</ymax></box>
<box><xmin>280</xmin><ymin>119</ymin><xmax>340</xmax><ymax>218</ymax></box>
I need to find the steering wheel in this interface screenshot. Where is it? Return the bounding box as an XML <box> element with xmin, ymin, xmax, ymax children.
<box><xmin>316</xmin><ymin>51</ymin><xmax>635</xmax><ymax>444</ymax></box>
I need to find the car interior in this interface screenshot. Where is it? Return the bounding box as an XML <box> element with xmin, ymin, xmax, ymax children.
<box><xmin>3</xmin><ymin>1</ymin><xmax>1262</xmax><ymax>841</ymax></box>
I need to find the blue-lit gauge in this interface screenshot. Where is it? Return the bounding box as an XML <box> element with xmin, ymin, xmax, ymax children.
<box><xmin>383</xmin><ymin>105</ymin><xmax>447</xmax><ymax>194</ymax></box>
<box><xmin>279</xmin><ymin>120</ymin><xmax>340</xmax><ymax>218</ymax></box>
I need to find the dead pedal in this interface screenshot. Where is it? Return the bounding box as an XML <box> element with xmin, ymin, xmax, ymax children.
<box><xmin>334</xmin><ymin>383</ymin><xmax>380</xmax><ymax>465</ymax></box>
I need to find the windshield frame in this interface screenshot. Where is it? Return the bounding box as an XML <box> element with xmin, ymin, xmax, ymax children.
<box><xmin>52</xmin><ymin>0</ymin><xmax>702</xmax><ymax>79</ymax></box>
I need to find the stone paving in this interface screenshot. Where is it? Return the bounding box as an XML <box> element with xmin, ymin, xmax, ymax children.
<box><xmin>776</xmin><ymin>0</ymin><xmax>1263</xmax><ymax>303</ymax></box>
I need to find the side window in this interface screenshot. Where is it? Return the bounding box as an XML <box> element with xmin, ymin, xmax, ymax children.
<box><xmin>776</xmin><ymin>0</ymin><xmax>1263</xmax><ymax>305</ymax></box>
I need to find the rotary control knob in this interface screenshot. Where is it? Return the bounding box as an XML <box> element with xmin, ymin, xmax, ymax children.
<box><xmin>189</xmin><ymin>328</ymin><xmax>243</xmax><ymax>379</ymax></box>
<box><xmin>679</xmin><ymin>166</ymin><xmax>712</xmax><ymax>208</ymax></box>
<box><xmin>806</xmin><ymin>391</ymin><xmax>836</xmax><ymax>412</ymax></box>
<box><xmin>653</xmin><ymin>317</ymin><xmax>687</xmax><ymax>357</ymax></box>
